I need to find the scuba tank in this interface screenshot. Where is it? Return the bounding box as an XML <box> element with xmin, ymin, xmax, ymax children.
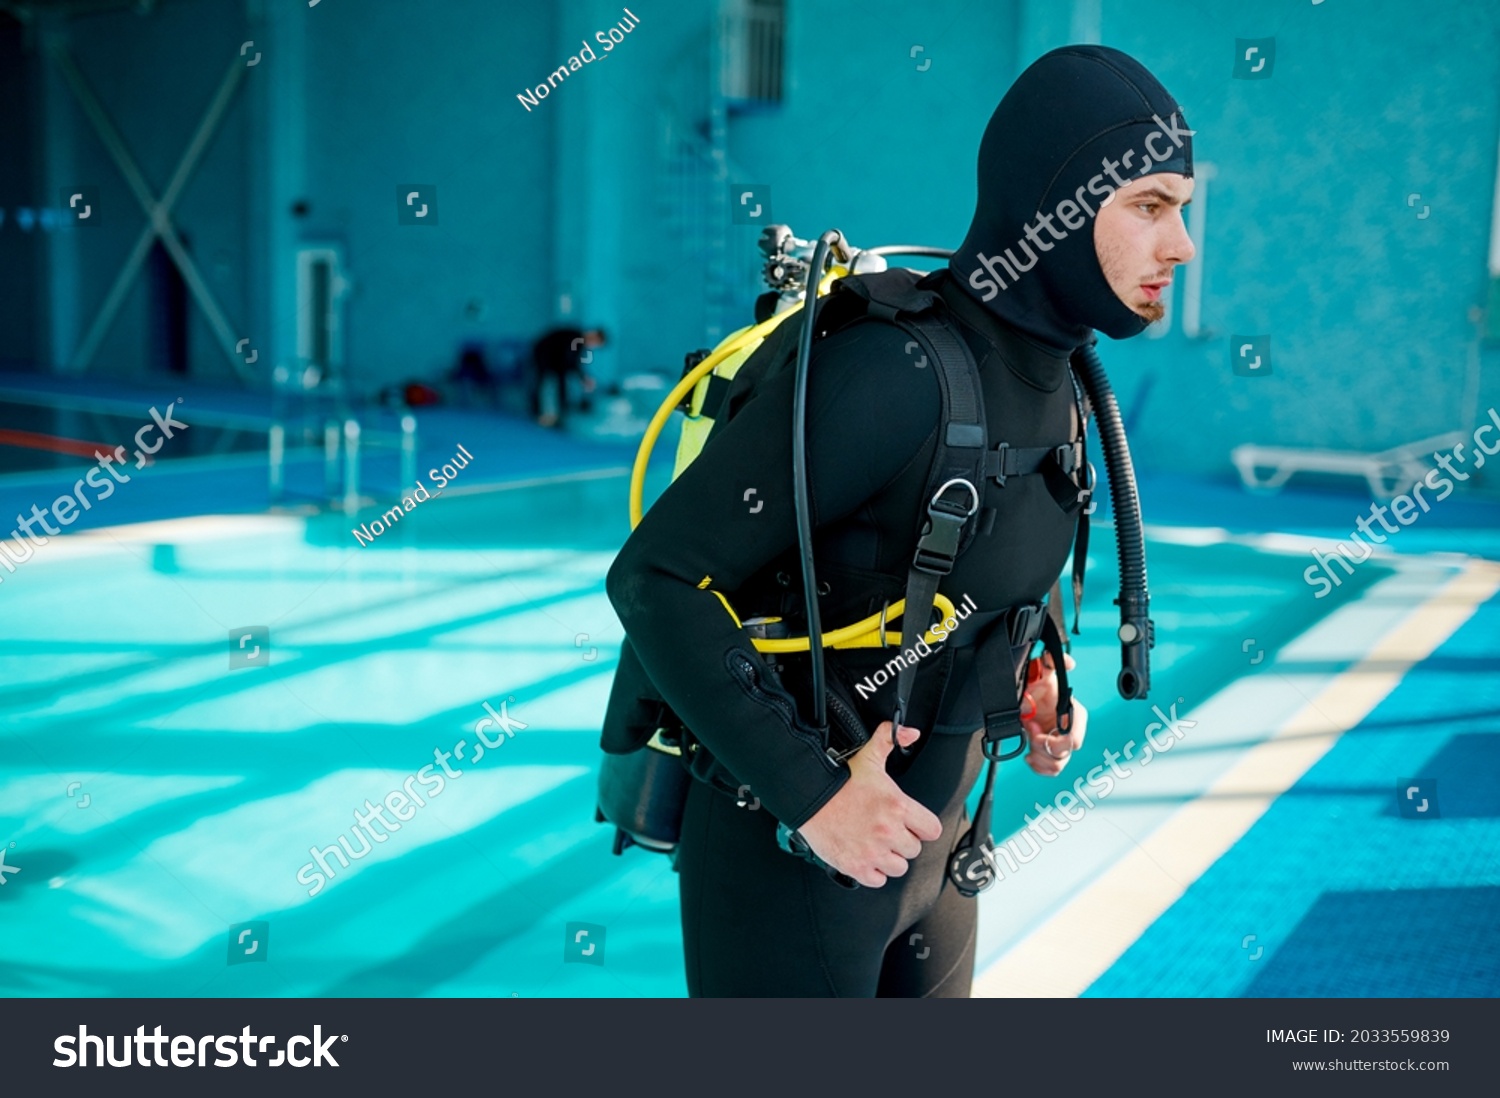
<box><xmin>596</xmin><ymin>618</ymin><xmax>789</xmax><ymax>855</ymax></box>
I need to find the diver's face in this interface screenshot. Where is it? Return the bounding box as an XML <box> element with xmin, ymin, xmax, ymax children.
<box><xmin>1093</xmin><ymin>172</ymin><xmax>1196</xmax><ymax>323</ymax></box>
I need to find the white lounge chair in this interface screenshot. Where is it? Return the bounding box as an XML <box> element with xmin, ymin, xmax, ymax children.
<box><xmin>1230</xmin><ymin>431</ymin><xmax>1465</xmax><ymax>499</ymax></box>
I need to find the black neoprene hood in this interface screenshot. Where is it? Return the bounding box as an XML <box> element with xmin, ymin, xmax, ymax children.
<box><xmin>949</xmin><ymin>45</ymin><xmax>1195</xmax><ymax>353</ymax></box>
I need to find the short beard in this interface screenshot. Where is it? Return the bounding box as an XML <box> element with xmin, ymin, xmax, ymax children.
<box><xmin>1095</xmin><ymin>232</ymin><xmax>1167</xmax><ymax>325</ymax></box>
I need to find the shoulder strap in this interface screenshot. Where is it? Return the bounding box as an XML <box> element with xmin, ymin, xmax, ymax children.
<box><xmin>826</xmin><ymin>274</ymin><xmax>991</xmax><ymax>744</ymax></box>
<box><xmin>881</xmin><ymin>310</ymin><xmax>987</xmax><ymax>742</ymax></box>
<box><xmin>831</xmin><ymin>271</ymin><xmax>988</xmax><ymax>556</ymax></box>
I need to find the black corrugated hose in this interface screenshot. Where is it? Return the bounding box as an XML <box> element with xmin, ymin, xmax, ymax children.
<box><xmin>1070</xmin><ymin>340</ymin><xmax>1154</xmax><ymax>700</ymax></box>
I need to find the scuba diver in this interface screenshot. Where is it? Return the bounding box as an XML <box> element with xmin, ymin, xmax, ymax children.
<box><xmin>602</xmin><ymin>45</ymin><xmax>1195</xmax><ymax>997</ymax></box>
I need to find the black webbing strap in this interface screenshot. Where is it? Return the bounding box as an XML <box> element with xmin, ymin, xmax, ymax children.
<box><xmin>890</xmin><ymin>562</ymin><xmax>943</xmax><ymax>747</ymax></box>
<box><xmin>1066</xmin><ymin>368</ymin><xmax>1092</xmax><ymax>634</ymax></box>
<box><xmin>1039</xmin><ymin>610</ymin><xmax>1074</xmax><ymax>736</ymax></box>
<box><xmin>987</xmin><ymin>442</ymin><xmax>1088</xmax><ymax>547</ymax></box>
<box><xmin>984</xmin><ymin>371</ymin><xmax>1094</xmax><ymax>634</ymax></box>
<box><xmin>995</xmin><ymin>600</ymin><xmax>1071</xmax><ymax>750</ymax></box>
<box><xmin>975</xmin><ymin>601</ymin><xmax>1044</xmax><ymax>761</ymax></box>
<box><xmin>1046</xmin><ymin>578</ymin><xmax>1070</xmax><ymax>655</ymax></box>
<box><xmin>693</xmin><ymin>372</ymin><xmax>734</xmax><ymax>420</ymax></box>
<box><xmin>950</xmin><ymin>597</ymin><xmax>1075</xmax><ymax>896</ymax></box>
<box><xmin>947</xmin><ymin>599</ymin><xmax>1048</xmax><ymax>898</ymax></box>
<box><xmin>947</xmin><ymin>756</ymin><xmax>1000</xmax><ymax>897</ymax></box>
<box><xmin>887</xmin><ymin>315</ymin><xmax>985</xmax><ymax>749</ymax></box>
<box><xmin>903</xmin><ymin>314</ymin><xmax>986</xmax><ymax>470</ymax></box>
<box><xmin>985</xmin><ymin>441</ymin><xmax>1082</xmax><ymax>486</ymax></box>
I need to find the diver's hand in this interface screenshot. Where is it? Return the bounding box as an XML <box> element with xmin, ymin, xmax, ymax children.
<box><xmin>1022</xmin><ymin>652</ymin><xmax>1085</xmax><ymax>776</ymax></box>
<box><xmin>796</xmin><ymin>722</ymin><xmax>943</xmax><ymax>888</ymax></box>
<box><xmin>1025</xmin><ymin>693</ymin><xmax>1088</xmax><ymax>777</ymax></box>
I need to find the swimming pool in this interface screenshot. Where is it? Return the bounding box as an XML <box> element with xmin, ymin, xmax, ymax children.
<box><xmin>1</xmin><ymin>459</ymin><xmax>1496</xmax><ymax>998</ymax></box>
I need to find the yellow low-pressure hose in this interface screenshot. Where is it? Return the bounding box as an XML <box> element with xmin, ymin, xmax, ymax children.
<box><xmin>746</xmin><ymin>592</ymin><xmax>960</xmax><ymax>652</ymax></box>
<box><xmin>628</xmin><ymin>270</ymin><xmax>845</xmax><ymax>529</ymax></box>
<box><xmin>626</xmin><ymin>322</ymin><xmax>776</xmax><ymax>529</ymax></box>
<box><xmin>634</xmin><ymin>266</ymin><xmax>938</xmax><ymax>656</ymax></box>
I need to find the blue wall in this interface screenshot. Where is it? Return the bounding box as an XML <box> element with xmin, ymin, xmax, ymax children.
<box><xmin>1088</xmin><ymin>0</ymin><xmax>1500</xmax><ymax>481</ymax></box>
<box><xmin>293</xmin><ymin>0</ymin><xmax>555</xmax><ymax>387</ymax></box>
<box><xmin>728</xmin><ymin>0</ymin><xmax>1018</xmax><ymax>276</ymax></box>
<box><xmin>4</xmin><ymin>0</ymin><xmax>1498</xmax><ymax>485</ymax></box>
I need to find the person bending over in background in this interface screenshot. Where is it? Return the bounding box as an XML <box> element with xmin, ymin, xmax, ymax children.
<box><xmin>530</xmin><ymin>326</ymin><xmax>605</xmax><ymax>428</ymax></box>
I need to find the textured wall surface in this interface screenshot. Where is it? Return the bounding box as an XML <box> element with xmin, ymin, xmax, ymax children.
<box><xmin>3</xmin><ymin>0</ymin><xmax>1496</xmax><ymax>481</ymax></box>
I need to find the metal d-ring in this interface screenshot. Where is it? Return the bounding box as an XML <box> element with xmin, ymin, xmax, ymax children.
<box><xmin>1081</xmin><ymin>460</ymin><xmax>1098</xmax><ymax>514</ymax></box>
<box><xmin>932</xmin><ymin>477</ymin><xmax>980</xmax><ymax>517</ymax></box>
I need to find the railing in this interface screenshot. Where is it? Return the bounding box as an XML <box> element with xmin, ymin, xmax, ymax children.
<box><xmin>267</xmin><ymin>365</ymin><xmax>416</xmax><ymax>511</ymax></box>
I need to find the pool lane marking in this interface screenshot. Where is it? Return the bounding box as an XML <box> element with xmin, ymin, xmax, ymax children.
<box><xmin>972</xmin><ymin>558</ymin><xmax>1500</xmax><ymax>998</ymax></box>
<box><xmin>0</xmin><ymin>428</ymin><xmax>122</xmax><ymax>460</ymax></box>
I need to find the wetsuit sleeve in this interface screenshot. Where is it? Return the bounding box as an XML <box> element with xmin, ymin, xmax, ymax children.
<box><xmin>606</xmin><ymin>321</ymin><xmax>941</xmax><ymax>828</ymax></box>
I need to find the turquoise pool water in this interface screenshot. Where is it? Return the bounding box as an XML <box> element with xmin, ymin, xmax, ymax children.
<box><xmin>1</xmin><ymin>463</ymin><xmax>1495</xmax><ymax>997</ymax></box>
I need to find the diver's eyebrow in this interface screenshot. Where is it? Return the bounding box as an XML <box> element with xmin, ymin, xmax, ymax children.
<box><xmin>1129</xmin><ymin>185</ymin><xmax>1190</xmax><ymax>207</ymax></box>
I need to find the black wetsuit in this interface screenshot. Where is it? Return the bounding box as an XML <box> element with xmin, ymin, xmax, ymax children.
<box><xmin>609</xmin><ymin>271</ymin><xmax>1081</xmax><ymax>996</ymax></box>
<box><xmin>604</xmin><ymin>45</ymin><xmax>1193</xmax><ymax>997</ymax></box>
